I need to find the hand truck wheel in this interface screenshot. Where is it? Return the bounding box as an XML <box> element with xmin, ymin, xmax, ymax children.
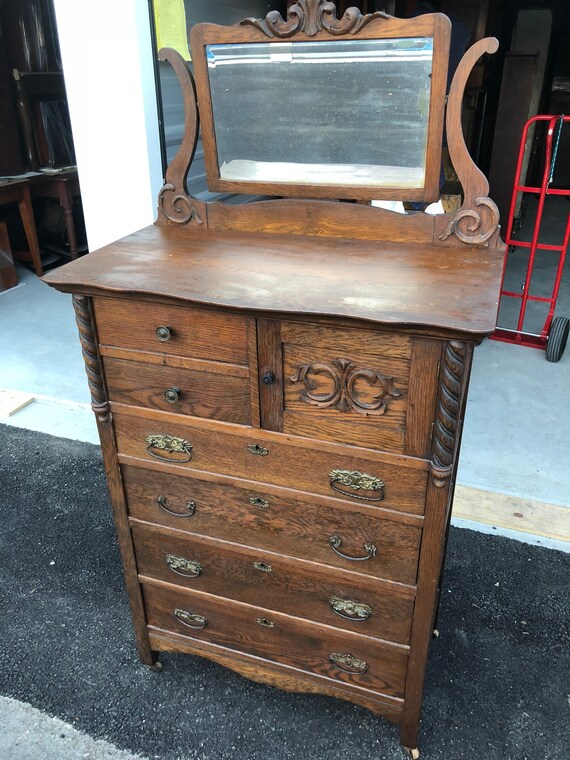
<box><xmin>546</xmin><ymin>316</ymin><xmax>569</xmax><ymax>362</ymax></box>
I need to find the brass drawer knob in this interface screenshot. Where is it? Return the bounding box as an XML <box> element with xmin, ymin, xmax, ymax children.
<box><xmin>248</xmin><ymin>443</ymin><xmax>269</xmax><ymax>457</ymax></box>
<box><xmin>155</xmin><ymin>325</ymin><xmax>172</xmax><ymax>342</ymax></box>
<box><xmin>329</xmin><ymin>652</ymin><xmax>368</xmax><ymax>675</ymax></box>
<box><xmin>174</xmin><ymin>608</ymin><xmax>207</xmax><ymax>629</ymax></box>
<box><xmin>157</xmin><ymin>495</ymin><xmax>196</xmax><ymax>517</ymax></box>
<box><xmin>329</xmin><ymin>469</ymin><xmax>384</xmax><ymax>501</ymax></box>
<box><xmin>329</xmin><ymin>536</ymin><xmax>377</xmax><ymax>562</ymax></box>
<box><xmin>163</xmin><ymin>386</ymin><xmax>181</xmax><ymax>404</ymax></box>
<box><xmin>329</xmin><ymin>595</ymin><xmax>372</xmax><ymax>622</ymax></box>
<box><xmin>166</xmin><ymin>554</ymin><xmax>202</xmax><ymax>578</ymax></box>
<box><xmin>145</xmin><ymin>434</ymin><xmax>193</xmax><ymax>463</ymax></box>
<box><xmin>262</xmin><ymin>371</ymin><xmax>275</xmax><ymax>385</ymax></box>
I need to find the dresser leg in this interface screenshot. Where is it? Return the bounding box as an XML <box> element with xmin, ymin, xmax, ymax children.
<box><xmin>148</xmin><ymin>659</ymin><xmax>163</xmax><ymax>672</ymax></box>
<box><xmin>403</xmin><ymin>747</ymin><xmax>420</xmax><ymax>759</ymax></box>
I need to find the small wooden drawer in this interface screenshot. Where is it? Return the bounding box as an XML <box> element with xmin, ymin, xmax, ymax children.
<box><xmin>132</xmin><ymin>522</ymin><xmax>416</xmax><ymax>641</ymax></box>
<box><xmin>93</xmin><ymin>297</ymin><xmax>250</xmax><ymax>365</ymax></box>
<box><xmin>123</xmin><ymin>465</ymin><xmax>422</xmax><ymax>585</ymax></box>
<box><xmin>143</xmin><ymin>582</ymin><xmax>408</xmax><ymax>699</ymax></box>
<box><xmin>103</xmin><ymin>356</ymin><xmax>251</xmax><ymax>424</ymax></box>
<box><xmin>114</xmin><ymin>410</ymin><xmax>429</xmax><ymax>515</ymax></box>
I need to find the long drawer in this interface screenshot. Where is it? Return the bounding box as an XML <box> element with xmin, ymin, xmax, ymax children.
<box><xmin>132</xmin><ymin>522</ymin><xmax>416</xmax><ymax>642</ymax></box>
<box><xmin>123</xmin><ymin>464</ymin><xmax>422</xmax><ymax>584</ymax></box>
<box><xmin>113</xmin><ymin>409</ymin><xmax>429</xmax><ymax>515</ymax></box>
<box><xmin>143</xmin><ymin>582</ymin><xmax>408</xmax><ymax>699</ymax></box>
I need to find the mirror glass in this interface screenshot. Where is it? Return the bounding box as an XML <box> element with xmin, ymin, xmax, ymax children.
<box><xmin>206</xmin><ymin>37</ymin><xmax>433</xmax><ymax>190</ymax></box>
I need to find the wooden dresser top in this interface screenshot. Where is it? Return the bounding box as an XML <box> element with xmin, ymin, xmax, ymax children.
<box><xmin>43</xmin><ymin>224</ymin><xmax>504</xmax><ymax>339</ymax></box>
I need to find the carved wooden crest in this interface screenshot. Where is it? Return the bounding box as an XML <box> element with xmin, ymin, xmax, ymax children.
<box><xmin>290</xmin><ymin>358</ymin><xmax>402</xmax><ymax>415</ymax></box>
<box><xmin>241</xmin><ymin>0</ymin><xmax>388</xmax><ymax>39</ymax></box>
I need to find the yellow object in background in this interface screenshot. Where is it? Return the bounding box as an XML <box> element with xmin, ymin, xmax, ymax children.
<box><xmin>153</xmin><ymin>0</ymin><xmax>191</xmax><ymax>60</ymax></box>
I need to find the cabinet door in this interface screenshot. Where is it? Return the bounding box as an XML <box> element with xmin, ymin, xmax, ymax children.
<box><xmin>257</xmin><ymin>318</ymin><xmax>441</xmax><ymax>458</ymax></box>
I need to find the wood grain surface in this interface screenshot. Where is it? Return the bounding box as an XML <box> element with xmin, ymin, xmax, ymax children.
<box><xmin>113</xmin><ymin>409</ymin><xmax>428</xmax><ymax>514</ymax></box>
<box><xmin>142</xmin><ymin>582</ymin><xmax>408</xmax><ymax>698</ymax></box>
<box><xmin>93</xmin><ymin>296</ymin><xmax>250</xmax><ymax>365</ymax></box>
<box><xmin>43</xmin><ymin>226</ymin><xmax>504</xmax><ymax>338</ymax></box>
<box><xmin>121</xmin><ymin>462</ymin><xmax>423</xmax><ymax>574</ymax></box>
<box><xmin>132</xmin><ymin>521</ymin><xmax>415</xmax><ymax>642</ymax></box>
<box><xmin>103</xmin><ymin>356</ymin><xmax>251</xmax><ymax>424</ymax></box>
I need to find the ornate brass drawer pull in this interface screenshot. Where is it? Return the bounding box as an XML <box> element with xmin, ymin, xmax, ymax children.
<box><xmin>249</xmin><ymin>496</ymin><xmax>270</xmax><ymax>509</ymax></box>
<box><xmin>145</xmin><ymin>434</ymin><xmax>193</xmax><ymax>463</ymax></box>
<box><xmin>329</xmin><ymin>596</ymin><xmax>372</xmax><ymax>621</ymax></box>
<box><xmin>329</xmin><ymin>652</ymin><xmax>368</xmax><ymax>675</ymax></box>
<box><xmin>174</xmin><ymin>608</ymin><xmax>207</xmax><ymax>629</ymax></box>
<box><xmin>253</xmin><ymin>561</ymin><xmax>272</xmax><ymax>573</ymax></box>
<box><xmin>156</xmin><ymin>325</ymin><xmax>172</xmax><ymax>342</ymax></box>
<box><xmin>157</xmin><ymin>495</ymin><xmax>196</xmax><ymax>517</ymax></box>
<box><xmin>256</xmin><ymin>617</ymin><xmax>275</xmax><ymax>628</ymax></box>
<box><xmin>248</xmin><ymin>443</ymin><xmax>269</xmax><ymax>457</ymax></box>
<box><xmin>163</xmin><ymin>386</ymin><xmax>181</xmax><ymax>404</ymax></box>
<box><xmin>329</xmin><ymin>536</ymin><xmax>377</xmax><ymax>562</ymax></box>
<box><xmin>166</xmin><ymin>554</ymin><xmax>202</xmax><ymax>577</ymax></box>
<box><xmin>329</xmin><ymin>469</ymin><xmax>384</xmax><ymax>501</ymax></box>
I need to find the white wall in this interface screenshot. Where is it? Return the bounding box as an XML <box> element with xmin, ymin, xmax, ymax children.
<box><xmin>53</xmin><ymin>0</ymin><xmax>163</xmax><ymax>252</ymax></box>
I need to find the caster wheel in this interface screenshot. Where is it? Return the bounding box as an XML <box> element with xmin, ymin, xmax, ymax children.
<box><xmin>149</xmin><ymin>661</ymin><xmax>163</xmax><ymax>672</ymax></box>
<box><xmin>546</xmin><ymin>316</ymin><xmax>569</xmax><ymax>362</ymax></box>
<box><xmin>404</xmin><ymin>748</ymin><xmax>420</xmax><ymax>759</ymax></box>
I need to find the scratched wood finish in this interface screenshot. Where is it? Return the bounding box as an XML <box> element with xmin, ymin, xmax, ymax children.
<box><xmin>113</xmin><ymin>408</ymin><xmax>428</xmax><ymax>514</ymax></box>
<box><xmin>132</xmin><ymin>522</ymin><xmax>415</xmax><ymax>642</ymax></box>
<box><xmin>121</xmin><ymin>462</ymin><xmax>423</xmax><ymax>575</ymax></box>
<box><xmin>103</xmin><ymin>356</ymin><xmax>251</xmax><ymax>424</ymax></box>
<box><xmin>93</xmin><ymin>297</ymin><xmax>250</xmax><ymax>365</ymax></box>
<box><xmin>43</xmin><ymin>228</ymin><xmax>505</xmax><ymax>340</ymax></box>
<box><xmin>142</xmin><ymin>582</ymin><xmax>408</xmax><ymax>698</ymax></box>
<box><xmin>148</xmin><ymin>629</ymin><xmax>404</xmax><ymax>722</ymax></box>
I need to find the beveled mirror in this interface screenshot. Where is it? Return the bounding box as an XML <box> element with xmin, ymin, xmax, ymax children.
<box><xmin>190</xmin><ymin>6</ymin><xmax>450</xmax><ymax>201</ymax></box>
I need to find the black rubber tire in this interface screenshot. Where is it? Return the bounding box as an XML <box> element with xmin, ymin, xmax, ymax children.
<box><xmin>546</xmin><ymin>316</ymin><xmax>570</xmax><ymax>362</ymax></box>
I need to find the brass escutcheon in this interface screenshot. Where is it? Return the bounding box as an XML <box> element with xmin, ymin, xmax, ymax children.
<box><xmin>329</xmin><ymin>469</ymin><xmax>384</xmax><ymax>500</ymax></box>
<box><xmin>256</xmin><ymin>617</ymin><xmax>275</xmax><ymax>628</ymax></box>
<box><xmin>248</xmin><ymin>443</ymin><xmax>269</xmax><ymax>457</ymax></box>
<box><xmin>253</xmin><ymin>561</ymin><xmax>272</xmax><ymax>573</ymax></box>
<box><xmin>329</xmin><ymin>595</ymin><xmax>372</xmax><ymax>621</ymax></box>
<box><xmin>174</xmin><ymin>608</ymin><xmax>207</xmax><ymax>629</ymax></box>
<box><xmin>166</xmin><ymin>554</ymin><xmax>202</xmax><ymax>578</ymax></box>
<box><xmin>249</xmin><ymin>496</ymin><xmax>270</xmax><ymax>509</ymax></box>
<box><xmin>329</xmin><ymin>652</ymin><xmax>368</xmax><ymax>674</ymax></box>
<box><xmin>145</xmin><ymin>434</ymin><xmax>193</xmax><ymax>463</ymax></box>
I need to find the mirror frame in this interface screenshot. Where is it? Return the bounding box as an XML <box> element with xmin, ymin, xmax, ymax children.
<box><xmin>190</xmin><ymin>7</ymin><xmax>451</xmax><ymax>202</ymax></box>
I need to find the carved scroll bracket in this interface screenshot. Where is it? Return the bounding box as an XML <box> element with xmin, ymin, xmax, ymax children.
<box><xmin>241</xmin><ymin>0</ymin><xmax>388</xmax><ymax>39</ymax></box>
<box><xmin>438</xmin><ymin>37</ymin><xmax>501</xmax><ymax>247</ymax></box>
<box><xmin>72</xmin><ymin>295</ymin><xmax>109</xmax><ymax>423</ymax></box>
<box><xmin>430</xmin><ymin>341</ymin><xmax>466</xmax><ymax>487</ymax></box>
<box><xmin>156</xmin><ymin>48</ymin><xmax>205</xmax><ymax>226</ymax></box>
<box><xmin>291</xmin><ymin>358</ymin><xmax>402</xmax><ymax>415</ymax></box>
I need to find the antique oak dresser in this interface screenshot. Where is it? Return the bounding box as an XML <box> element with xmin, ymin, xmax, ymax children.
<box><xmin>44</xmin><ymin>3</ymin><xmax>505</xmax><ymax>756</ymax></box>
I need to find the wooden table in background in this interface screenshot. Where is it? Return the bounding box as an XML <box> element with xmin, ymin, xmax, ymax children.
<box><xmin>29</xmin><ymin>169</ymin><xmax>81</xmax><ymax>260</ymax></box>
<box><xmin>0</xmin><ymin>177</ymin><xmax>43</xmax><ymax>276</ymax></box>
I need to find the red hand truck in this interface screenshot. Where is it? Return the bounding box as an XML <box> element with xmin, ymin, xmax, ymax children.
<box><xmin>491</xmin><ymin>114</ymin><xmax>570</xmax><ymax>362</ymax></box>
